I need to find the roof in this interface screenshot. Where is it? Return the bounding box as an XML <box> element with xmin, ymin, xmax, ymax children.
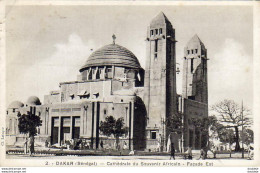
<box><xmin>8</xmin><ymin>101</ymin><xmax>24</xmax><ymax>109</ymax></box>
<box><xmin>27</xmin><ymin>96</ymin><xmax>41</xmax><ymax>106</ymax></box>
<box><xmin>186</xmin><ymin>34</ymin><xmax>206</xmax><ymax>49</ymax></box>
<box><xmin>80</xmin><ymin>43</ymin><xmax>141</xmax><ymax>72</ymax></box>
<box><xmin>150</xmin><ymin>12</ymin><xmax>172</xmax><ymax>28</ymax></box>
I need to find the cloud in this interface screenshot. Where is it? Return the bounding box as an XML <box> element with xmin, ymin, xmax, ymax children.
<box><xmin>208</xmin><ymin>38</ymin><xmax>253</xmax><ymax>108</ymax></box>
<box><xmin>7</xmin><ymin>33</ymin><xmax>96</xmax><ymax>105</ymax></box>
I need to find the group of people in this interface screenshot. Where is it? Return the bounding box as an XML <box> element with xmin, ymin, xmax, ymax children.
<box><xmin>170</xmin><ymin>144</ymin><xmax>194</xmax><ymax>160</ymax></box>
<box><xmin>100</xmin><ymin>140</ymin><xmax>128</xmax><ymax>150</ymax></box>
<box><xmin>48</xmin><ymin>139</ymin><xmax>129</xmax><ymax>151</ymax></box>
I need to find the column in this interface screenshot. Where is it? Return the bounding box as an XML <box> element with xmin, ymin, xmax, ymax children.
<box><xmin>112</xmin><ymin>66</ymin><xmax>115</xmax><ymax>78</ymax></box>
<box><xmin>128</xmin><ymin>102</ymin><xmax>132</xmax><ymax>150</ymax></box>
<box><xmin>95</xmin><ymin>102</ymin><xmax>100</xmax><ymax>149</ymax></box>
<box><xmin>58</xmin><ymin>116</ymin><xmax>61</xmax><ymax>146</ymax></box>
<box><xmin>125</xmin><ymin>107</ymin><xmax>128</xmax><ymax>127</ymax></box>
<box><xmin>91</xmin><ymin>102</ymin><xmax>95</xmax><ymax>148</ymax></box>
<box><xmin>70</xmin><ymin>116</ymin><xmax>73</xmax><ymax>140</ymax></box>
<box><xmin>130</xmin><ymin>101</ymin><xmax>134</xmax><ymax>150</ymax></box>
<box><xmin>81</xmin><ymin>108</ymin><xmax>84</xmax><ymax>136</ymax></box>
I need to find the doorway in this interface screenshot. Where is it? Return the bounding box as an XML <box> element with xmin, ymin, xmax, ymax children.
<box><xmin>72</xmin><ymin>117</ymin><xmax>80</xmax><ymax>139</ymax></box>
<box><xmin>51</xmin><ymin>117</ymin><xmax>59</xmax><ymax>144</ymax></box>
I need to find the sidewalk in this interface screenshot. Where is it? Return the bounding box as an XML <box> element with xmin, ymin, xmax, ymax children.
<box><xmin>6</xmin><ymin>146</ymin><xmax>251</xmax><ymax>160</ymax></box>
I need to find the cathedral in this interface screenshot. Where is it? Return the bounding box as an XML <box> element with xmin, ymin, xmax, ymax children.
<box><xmin>6</xmin><ymin>12</ymin><xmax>208</xmax><ymax>152</ymax></box>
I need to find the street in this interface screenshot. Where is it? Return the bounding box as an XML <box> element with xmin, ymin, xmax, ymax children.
<box><xmin>6</xmin><ymin>152</ymin><xmax>251</xmax><ymax>160</ymax></box>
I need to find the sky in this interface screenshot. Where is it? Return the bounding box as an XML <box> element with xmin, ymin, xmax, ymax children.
<box><xmin>6</xmin><ymin>5</ymin><xmax>253</xmax><ymax>110</ymax></box>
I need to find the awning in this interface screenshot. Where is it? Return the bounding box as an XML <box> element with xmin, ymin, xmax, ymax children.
<box><xmin>93</xmin><ymin>92</ymin><xmax>99</xmax><ymax>95</ymax></box>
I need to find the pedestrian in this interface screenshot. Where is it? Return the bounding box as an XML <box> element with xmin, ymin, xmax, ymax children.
<box><xmin>123</xmin><ymin>141</ymin><xmax>127</xmax><ymax>150</ymax></box>
<box><xmin>157</xmin><ymin>140</ymin><xmax>161</xmax><ymax>152</ymax></box>
<box><xmin>199</xmin><ymin>148</ymin><xmax>205</xmax><ymax>160</ymax></box>
<box><xmin>248</xmin><ymin>146</ymin><xmax>254</xmax><ymax>160</ymax></box>
<box><xmin>229</xmin><ymin>148</ymin><xmax>232</xmax><ymax>158</ymax></box>
<box><xmin>100</xmin><ymin>140</ymin><xmax>104</xmax><ymax>149</ymax></box>
<box><xmin>86</xmin><ymin>142</ymin><xmax>90</xmax><ymax>149</ymax></box>
<box><xmin>24</xmin><ymin>138</ymin><xmax>28</xmax><ymax>154</ymax></box>
<box><xmin>45</xmin><ymin>140</ymin><xmax>48</xmax><ymax>148</ymax></box>
<box><xmin>129</xmin><ymin>150</ymin><xmax>135</xmax><ymax>155</ymax></box>
<box><xmin>170</xmin><ymin>143</ymin><xmax>175</xmax><ymax>160</ymax></box>
<box><xmin>212</xmin><ymin>146</ymin><xmax>217</xmax><ymax>159</ymax></box>
<box><xmin>187</xmin><ymin>147</ymin><xmax>192</xmax><ymax>160</ymax></box>
<box><xmin>117</xmin><ymin>143</ymin><xmax>121</xmax><ymax>151</ymax></box>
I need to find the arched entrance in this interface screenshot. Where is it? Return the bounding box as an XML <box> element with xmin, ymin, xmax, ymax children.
<box><xmin>133</xmin><ymin>97</ymin><xmax>147</xmax><ymax>150</ymax></box>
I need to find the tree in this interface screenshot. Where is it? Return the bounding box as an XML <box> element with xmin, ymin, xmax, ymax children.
<box><xmin>189</xmin><ymin>117</ymin><xmax>209</xmax><ymax>148</ymax></box>
<box><xmin>166</xmin><ymin>112</ymin><xmax>183</xmax><ymax>134</ymax></box>
<box><xmin>99</xmin><ymin>116</ymin><xmax>128</xmax><ymax>149</ymax></box>
<box><xmin>17</xmin><ymin>108</ymin><xmax>42</xmax><ymax>155</ymax></box>
<box><xmin>218</xmin><ymin>128</ymin><xmax>236</xmax><ymax>145</ymax></box>
<box><xmin>240</xmin><ymin>128</ymin><xmax>254</xmax><ymax>145</ymax></box>
<box><xmin>208</xmin><ymin>115</ymin><xmax>220</xmax><ymax>148</ymax></box>
<box><xmin>208</xmin><ymin>116</ymin><xmax>235</xmax><ymax>146</ymax></box>
<box><xmin>211</xmin><ymin>99</ymin><xmax>252</xmax><ymax>151</ymax></box>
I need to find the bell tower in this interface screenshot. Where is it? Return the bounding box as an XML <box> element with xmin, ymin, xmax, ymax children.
<box><xmin>144</xmin><ymin>12</ymin><xmax>177</xmax><ymax>149</ymax></box>
<box><xmin>182</xmin><ymin>34</ymin><xmax>208</xmax><ymax>104</ymax></box>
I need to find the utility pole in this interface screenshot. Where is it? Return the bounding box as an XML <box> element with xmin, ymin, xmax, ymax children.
<box><xmin>241</xmin><ymin>100</ymin><xmax>244</xmax><ymax>158</ymax></box>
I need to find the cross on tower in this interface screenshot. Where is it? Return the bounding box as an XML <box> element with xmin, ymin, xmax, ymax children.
<box><xmin>112</xmin><ymin>34</ymin><xmax>116</xmax><ymax>44</ymax></box>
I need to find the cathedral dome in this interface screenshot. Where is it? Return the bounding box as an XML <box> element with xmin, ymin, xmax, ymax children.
<box><xmin>8</xmin><ymin>101</ymin><xmax>24</xmax><ymax>109</ymax></box>
<box><xmin>80</xmin><ymin>43</ymin><xmax>141</xmax><ymax>72</ymax></box>
<box><xmin>26</xmin><ymin>96</ymin><xmax>41</xmax><ymax>106</ymax></box>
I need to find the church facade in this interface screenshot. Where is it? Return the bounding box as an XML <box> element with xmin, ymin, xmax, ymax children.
<box><xmin>6</xmin><ymin>12</ymin><xmax>208</xmax><ymax>152</ymax></box>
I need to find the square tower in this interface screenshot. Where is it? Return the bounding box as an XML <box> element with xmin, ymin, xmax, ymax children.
<box><xmin>182</xmin><ymin>35</ymin><xmax>208</xmax><ymax>104</ymax></box>
<box><xmin>144</xmin><ymin>12</ymin><xmax>177</xmax><ymax>150</ymax></box>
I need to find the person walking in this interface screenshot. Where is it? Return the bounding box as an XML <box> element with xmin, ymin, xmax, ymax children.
<box><xmin>212</xmin><ymin>146</ymin><xmax>217</xmax><ymax>159</ymax></box>
<box><xmin>187</xmin><ymin>147</ymin><xmax>192</xmax><ymax>160</ymax></box>
<box><xmin>100</xmin><ymin>140</ymin><xmax>104</xmax><ymax>149</ymax></box>
<box><xmin>123</xmin><ymin>141</ymin><xmax>127</xmax><ymax>150</ymax></box>
<box><xmin>199</xmin><ymin>149</ymin><xmax>204</xmax><ymax>160</ymax></box>
<box><xmin>170</xmin><ymin>143</ymin><xmax>175</xmax><ymax>160</ymax></box>
<box><xmin>24</xmin><ymin>138</ymin><xmax>28</xmax><ymax>154</ymax></box>
<box><xmin>248</xmin><ymin>146</ymin><xmax>254</xmax><ymax>160</ymax></box>
<box><xmin>45</xmin><ymin>140</ymin><xmax>49</xmax><ymax>148</ymax></box>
